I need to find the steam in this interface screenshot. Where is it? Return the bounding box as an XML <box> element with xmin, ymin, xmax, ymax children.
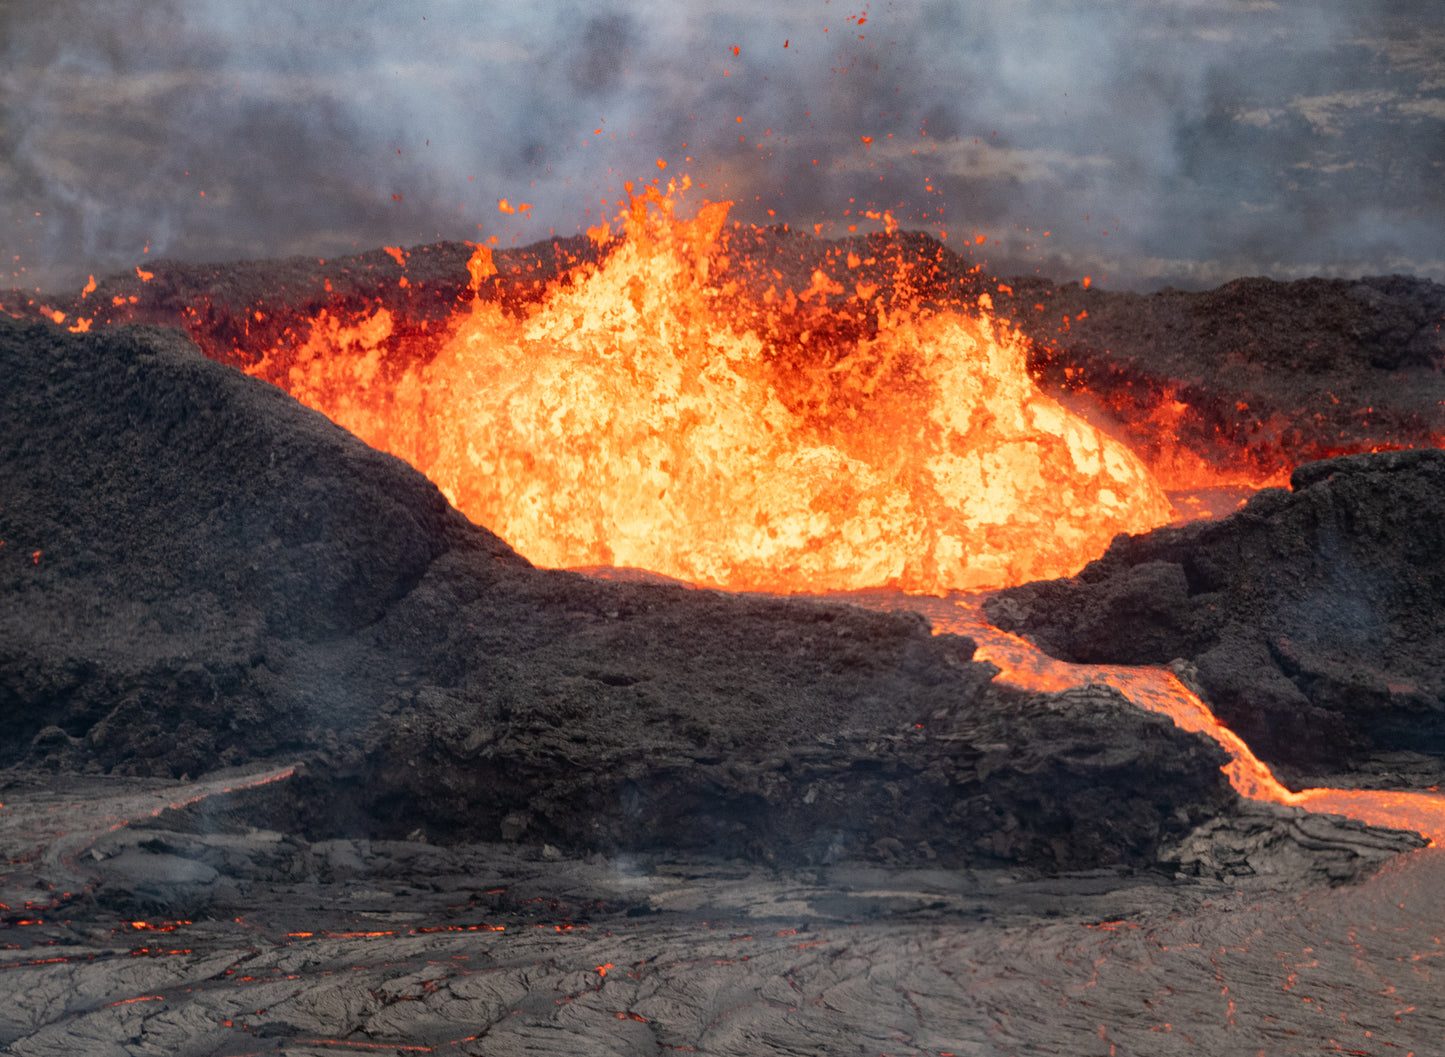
<box><xmin>2</xmin><ymin>0</ymin><xmax>1441</xmax><ymax>292</ymax></box>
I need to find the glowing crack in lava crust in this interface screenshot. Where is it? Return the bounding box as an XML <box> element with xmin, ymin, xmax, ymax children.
<box><xmin>248</xmin><ymin>181</ymin><xmax>1172</xmax><ymax>594</ymax></box>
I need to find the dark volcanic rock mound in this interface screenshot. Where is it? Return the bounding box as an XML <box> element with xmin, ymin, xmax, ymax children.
<box><xmin>0</xmin><ymin>316</ymin><xmax>523</xmax><ymax>776</ymax></box>
<box><xmin>987</xmin><ymin>449</ymin><xmax>1445</xmax><ymax>777</ymax></box>
<box><xmin>0</xmin><ymin>315</ymin><xmax>1232</xmax><ymax>871</ymax></box>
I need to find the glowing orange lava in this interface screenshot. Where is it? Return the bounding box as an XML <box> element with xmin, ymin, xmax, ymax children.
<box><xmin>931</xmin><ymin>600</ymin><xmax>1445</xmax><ymax>845</ymax></box>
<box><xmin>229</xmin><ymin>178</ymin><xmax>1445</xmax><ymax>847</ymax></box>
<box><xmin>246</xmin><ymin>180</ymin><xmax>1174</xmax><ymax>594</ymax></box>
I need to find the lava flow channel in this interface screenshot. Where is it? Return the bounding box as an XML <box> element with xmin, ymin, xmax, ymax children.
<box><xmin>935</xmin><ymin>600</ymin><xmax>1445</xmax><ymax>845</ymax></box>
<box><xmin>244</xmin><ymin>179</ymin><xmax>1176</xmax><ymax>594</ymax></box>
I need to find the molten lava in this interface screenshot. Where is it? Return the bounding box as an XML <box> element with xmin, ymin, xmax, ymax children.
<box><xmin>932</xmin><ymin>600</ymin><xmax>1445</xmax><ymax>845</ymax></box>
<box><xmin>228</xmin><ymin>180</ymin><xmax>1445</xmax><ymax>846</ymax></box>
<box><xmin>246</xmin><ymin>181</ymin><xmax>1173</xmax><ymax>593</ymax></box>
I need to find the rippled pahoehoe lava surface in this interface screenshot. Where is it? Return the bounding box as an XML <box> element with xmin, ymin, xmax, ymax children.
<box><xmin>2</xmin><ymin>770</ymin><xmax>1444</xmax><ymax>1057</ymax></box>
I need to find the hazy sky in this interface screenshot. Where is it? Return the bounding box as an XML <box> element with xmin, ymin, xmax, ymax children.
<box><xmin>3</xmin><ymin>0</ymin><xmax>1442</xmax><ymax>292</ymax></box>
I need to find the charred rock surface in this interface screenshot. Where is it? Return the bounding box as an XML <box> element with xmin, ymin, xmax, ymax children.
<box><xmin>0</xmin><ymin>315</ymin><xmax>1233</xmax><ymax>872</ymax></box>
<box><xmin>0</xmin><ymin>316</ymin><xmax>522</xmax><ymax>776</ymax></box>
<box><xmin>987</xmin><ymin>449</ymin><xmax>1445</xmax><ymax>779</ymax></box>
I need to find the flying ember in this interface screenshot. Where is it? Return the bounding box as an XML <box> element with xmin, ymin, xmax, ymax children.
<box><xmin>247</xmin><ymin>180</ymin><xmax>1173</xmax><ymax>594</ymax></box>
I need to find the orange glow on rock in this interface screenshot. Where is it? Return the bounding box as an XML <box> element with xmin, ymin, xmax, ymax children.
<box><xmin>247</xmin><ymin>182</ymin><xmax>1175</xmax><ymax>594</ymax></box>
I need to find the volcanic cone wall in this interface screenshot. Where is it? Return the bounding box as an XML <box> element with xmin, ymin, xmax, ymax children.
<box><xmin>6</xmin><ymin>231</ymin><xmax>1441</xmax><ymax>488</ymax></box>
<box><xmin>0</xmin><ymin>315</ymin><xmax>1232</xmax><ymax>870</ymax></box>
<box><xmin>988</xmin><ymin>449</ymin><xmax>1445</xmax><ymax>778</ymax></box>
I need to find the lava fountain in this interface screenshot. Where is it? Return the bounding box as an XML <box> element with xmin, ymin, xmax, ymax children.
<box><xmin>221</xmin><ymin>179</ymin><xmax>1445</xmax><ymax>844</ymax></box>
<box><xmin>244</xmin><ymin>180</ymin><xmax>1172</xmax><ymax>594</ymax></box>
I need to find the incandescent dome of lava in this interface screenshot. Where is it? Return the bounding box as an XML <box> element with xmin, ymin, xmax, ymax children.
<box><xmin>241</xmin><ymin>180</ymin><xmax>1175</xmax><ymax>594</ymax></box>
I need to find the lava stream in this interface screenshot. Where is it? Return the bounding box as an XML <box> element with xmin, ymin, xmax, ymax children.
<box><xmin>246</xmin><ymin>181</ymin><xmax>1175</xmax><ymax>594</ymax></box>
<box><xmin>935</xmin><ymin>600</ymin><xmax>1445</xmax><ymax>844</ymax></box>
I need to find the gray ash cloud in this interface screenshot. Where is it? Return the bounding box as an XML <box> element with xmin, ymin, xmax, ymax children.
<box><xmin>3</xmin><ymin>0</ymin><xmax>1442</xmax><ymax>293</ymax></box>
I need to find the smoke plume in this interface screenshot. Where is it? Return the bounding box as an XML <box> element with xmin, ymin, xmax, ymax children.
<box><xmin>3</xmin><ymin>0</ymin><xmax>1442</xmax><ymax>292</ymax></box>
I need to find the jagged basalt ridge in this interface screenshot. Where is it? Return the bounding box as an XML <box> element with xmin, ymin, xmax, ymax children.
<box><xmin>987</xmin><ymin>449</ymin><xmax>1445</xmax><ymax>778</ymax></box>
<box><xmin>0</xmin><ymin>315</ymin><xmax>1232</xmax><ymax>872</ymax></box>
<box><xmin>335</xmin><ymin>679</ymin><xmax>1230</xmax><ymax>870</ymax></box>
